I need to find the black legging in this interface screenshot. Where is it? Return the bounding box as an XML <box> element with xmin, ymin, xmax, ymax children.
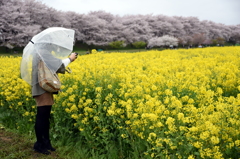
<box><xmin>34</xmin><ymin>105</ymin><xmax>52</xmax><ymax>143</ymax></box>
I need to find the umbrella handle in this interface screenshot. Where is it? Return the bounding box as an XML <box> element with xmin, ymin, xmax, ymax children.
<box><xmin>66</xmin><ymin>67</ymin><xmax>72</xmax><ymax>73</ymax></box>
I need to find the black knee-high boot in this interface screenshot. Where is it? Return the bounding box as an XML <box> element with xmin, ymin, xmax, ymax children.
<box><xmin>42</xmin><ymin>105</ymin><xmax>56</xmax><ymax>151</ymax></box>
<box><xmin>34</xmin><ymin>106</ymin><xmax>51</xmax><ymax>155</ymax></box>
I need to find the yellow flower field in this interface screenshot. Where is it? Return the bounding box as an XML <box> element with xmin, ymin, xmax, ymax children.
<box><xmin>0</xmin><ymin>47</ymin><xmax>240</xmax><ymax>158</ymax></box>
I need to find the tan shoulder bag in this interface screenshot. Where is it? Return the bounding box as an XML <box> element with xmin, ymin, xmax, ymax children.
<box><xmin>38</xmin><ymin>60</ymin><xmax>61</xmax><ymax>92</ymax></box>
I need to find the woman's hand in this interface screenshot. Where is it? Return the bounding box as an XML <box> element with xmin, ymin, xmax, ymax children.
<box><xmin>69</xmin><ymin>52</ymin><xmax>78</xmax><ymax>62</ymax></box>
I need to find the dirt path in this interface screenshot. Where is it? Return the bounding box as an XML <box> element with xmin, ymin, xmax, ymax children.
<box><xmin>0</xmin><ymin>128</ymin><xmax>63</xmax><ymax>159</ymax></box>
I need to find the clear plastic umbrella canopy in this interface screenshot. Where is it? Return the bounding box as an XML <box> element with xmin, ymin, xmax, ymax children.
<box><xmin>21</xmin><ymin>27</ymin><xmax>75</xmax><ymax>85</ymax></box>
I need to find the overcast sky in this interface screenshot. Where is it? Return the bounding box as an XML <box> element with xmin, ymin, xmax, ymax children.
<box><xmin>39</xmin><ymin>0</ymin><xmax>240</xmax><ymax>25</ymax></box>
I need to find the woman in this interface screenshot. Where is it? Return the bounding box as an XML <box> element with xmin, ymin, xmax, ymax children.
<box><xmin>20</xmin><ymin>27</ymin><xmax>77</xmax><ymax>155</ymax></box>
<box><xmin>32</xmin><ymin>52</ymin><xmax>77</xmax><ymax>155</ymax></box>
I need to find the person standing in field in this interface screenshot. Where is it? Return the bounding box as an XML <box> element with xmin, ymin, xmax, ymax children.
<box><xmin>20</xmin><ymin>27</ymin><xmax>77</xmax><ymax>155</ymax></box>
<box><xmin>32</xmin><ymin>52</ymin><xmax>77</xmax><ymax>155</ymax></box>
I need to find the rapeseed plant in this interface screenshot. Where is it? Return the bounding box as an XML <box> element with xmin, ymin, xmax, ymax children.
<box><xmin>0</xmin><ymin>47</ymin><xmax>240</xmax><ymax>158</ymax></box>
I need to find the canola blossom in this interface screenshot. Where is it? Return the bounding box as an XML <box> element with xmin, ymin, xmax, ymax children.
<box><xmin>0</xmin><ymin>47</ymin><xmax>240</xmax><ymax>158</ymax></box>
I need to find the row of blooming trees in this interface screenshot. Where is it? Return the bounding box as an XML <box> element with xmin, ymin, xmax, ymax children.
<box><xmin>0</xmin><ymin>0</ymin><xmax>240</xmax><ymax>50</ymax></box>
<box><xmin>148</xmin><ymin>35</ymin><xmax>178</xmax><ymax>48</ymax></box>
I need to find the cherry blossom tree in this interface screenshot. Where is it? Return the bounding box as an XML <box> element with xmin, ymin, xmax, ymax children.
<box><xmin>0</xmin><ymin>0</ymin><xmax>63</xmax><ymax>48</ymax></box>
<box><xmin>0</xmin><ymin>0</ymin><xmax>239</xmax><ymax>49</ymax></box>
<box><xmin>64</xmin><ymin>11</ymin><xmax>85</xmax><ymax>42</ymax></box>
<box><xmin>202</xmin><ymin>38</ymin><xmax>212</xmax><ymax>45</ymax></box>
<box><xmin>0</xmin><ymin>0</ymin><xmax>41</xmax><ymax>48</ymax></box>
<box><xmin>79</xmin><ymin>11</ymin><xmax>117</xmax><ymax>46</ymax></box>
<box><xmin>229</xmin><ymin>25</ymin><xmax>240</xmax><ymax>44</ymax></box>
<box><xmin>120</xmin><ymin>15</ymin><xmax>150</xmax><ymax>44</ymax></box>
<box><xmin>160</xmin><ymin>35</ymin><xmax>178</xmax><ymax>47</ymax></box>
<box><xmin>192</xmin><ymin>33</ymin><xmax>206</xmax><ymax>46</ymax></box>
<box><xmin>148</xmin><ymin>35</ymin><xmax>178</xmax><ymax>48</ymax></box>
<box><xmin>178</xmin><ymin>36</ymin><xmax>194</xmax><ymax>47</ymax></box>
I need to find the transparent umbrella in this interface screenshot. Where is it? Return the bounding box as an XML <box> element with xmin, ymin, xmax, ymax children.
<box><xmin>20</xmin><ymin>27</ymin><xmax>75</xmax><ymax>86</ymax></box>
